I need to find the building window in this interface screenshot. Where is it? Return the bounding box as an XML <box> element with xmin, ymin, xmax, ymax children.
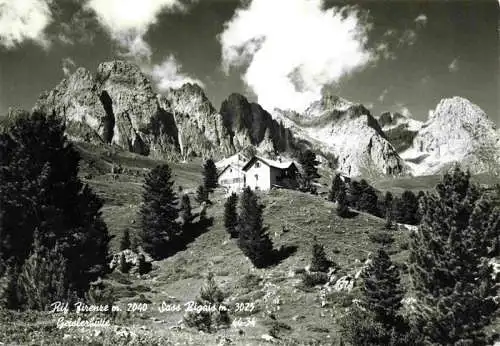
<box><xmin>255</xmin><ymin>162</ymin><xmax>260</xmax><ymax>168</ymax></box>
<box><xmin>255</xmin><ymin>174</ymin><xmax>258</xmax><ymax>181</ymax></box>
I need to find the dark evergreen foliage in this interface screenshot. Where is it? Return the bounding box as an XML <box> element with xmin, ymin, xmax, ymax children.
<box><xmin>139</xmin><ymin>164</ymin><xmax>180</xmax><ymax>260</ymax></box>
<box><xmin>298</xmin><ymin>149</ymin><xmax>320</xmax><ymax>193</ymax></box>
<box><xmin>203</xmin><ymin>159</ymin><xmax>218</xmax><ymax>193</ymax></box>
<box><xmin>195</xmin><ymin>184</ymin><xmax>208</xmax><ymax>204</ymax></box>
<box><xmin>310</xmin><ymin>236</ymin><xmax>332</xmax><ymax>272</ymax></box>
<box><xmin>224</xmin><ymin>193</ymin><xmax>239</xmax><ymax>238</ymax></box>
<box><xmin>336</xmin><ymin>184</ymin><xmax>349</xmax><ymax>217</ymax></box>
<box><xmin>328</xmin><ymin>173</ymin><xmax>343</xmax><ymax>202</ymax></box>
<box><xmin>118</xmin><ymin>253</ymin><xmax>131</xmax><ymax>274</ymax></box>
<box><xmin>237</xmin><ymin>187</ymin><xmax>274</xmax><ymax>268</ymax></box>
<box><xmin>120</xmin><ymin>229</ymin><xmax>131</xmax><ymax>251</ymax></box>
<box><xmin>0</xmin><ymin>112</ymin><xmax>111</xmax><ymax>299</ymax></box>
<box><xmin>179</xmin><ymin>194</ymin><xmax>193</xmax><ymax>226</ymax></box>
<box><xmin>183</xmin><ymin>272</ymin><xmax>231</xmax><ymax>332</ymax></box>
<box><xmin>409</xmin><ymin>167</ymin><xmax>499</xmax><ymax>345</ymax></box>
<box><xmin>393</xmin><ymin>190</ymin><xmax>420</xmax><ymax>225</ymax></box>
<box><xmin>358</xmin><ymin>179</ymin><xmax>380</xmax><ymax>216</ymax></box>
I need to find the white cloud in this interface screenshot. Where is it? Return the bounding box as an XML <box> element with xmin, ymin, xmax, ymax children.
<box><xmin>0</xmin><ymin>0</ymin><xmax>53</xmax><ymax>49</ymax></box>
<box><xmin>398</xmin><ymin>29</ymin><xmax>417</xmax><ymax>46</ymax></box>
<box><xmin>414</xmin><ymin>14</ymin><xmax>428</xmax><ymax>27</ymax></box>
<box><xmin>400</xmin><ymin>106</ymin><xmax>412</xmax><ymax>118</ymax></box>
<box><xmin>86</xmin><ymin>0</ymin><xmax>201</xmax><ymax>91</ymax></box>
<box><xmin>378</xmin><ymin>88</ymin><xmax>389</xmax><ymax>103</ymax></box>
<box><xmin>448</xmin><ymin>58</ymin><xmax>459</xmax><ymax>72</ymax></box>
<box><xmin>151</xmin><ymin>55</ymin><xmax>204</xmax><ymax>90</ymax></box>
<box><xmin>62</xmin><ymin>57</ymin><xmax>76</xmax><ymax>76</ymax></box>
<box><xmin>219</xmin><ymin>0</ymin><xmax>374</xmax><ymax>113</ymax></box>
<box><xmin>85</xmin><ymin>0</ymin><xmax>188</xmax><ymax>61</ymax></box>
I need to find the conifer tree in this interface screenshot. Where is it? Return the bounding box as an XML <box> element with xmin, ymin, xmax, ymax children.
<box><xmin>183</xmin><ymin>272</ymin><xmax>230</xmax><ymax>332</ymax></box>
<box><xmin>120</xmin><ymin>229</ymin><xmax>131</xmax><ymax>251</ymax></box>
<box><xmin>336</xmin><ymin>184</ymin><xmax>349</xmax><ymax>217</ymax></box>
<box><xmin>310</xmin><ymin>236</ymin><xmax>332</xmax><ymax>272</ymax></box>
<box><xmin>328</xmin><ymin>173</ymin><xmax>343</xmax><ymax>202</ymax></box>
<box><xmin>362</xmin><ymin>249</ymin><xmax>404</xmax><ymax>327</ymax></box>
<box><xmin>203</xmin><ymin>159</ymin><xmax>218</xmax><ymax>193</ymax></box>
<box><xmin>409</xmin><ymin>167</ymin><xmax>499</xmax><ymax>345</ymax></box>
<box><xmin>394</xmin><ymin>190</ymin><xmax>419</xmax><ymax>225</ymax></box>
<box><xmin>224</xmin><ymin>193</ymin><xmax>239</xmax><ymax>238</ymax></box>
<box><xmin>237</xmin><ymin>187</ymin><xmax>274</xmax><ymax>268</ymax></box>
<box><xmin>0</xmin><ymin>111</ymin><xmax>110</xmax><ymax>297</ymax></box>
<box><xmin>384</xmin><ymin>191</ymin><xmax>394</xmax><ymax>214</ymax></box>
<box><xmin>298</xmin><ymin>149</ymin><xmax>320</xmax><ymax>193</ymax></box>
<box><xmin>139</xmin><ymin>164</ymin><xmax>180</xmax><ymax>260</ymax></box>
<box><xmin>195</xmin><ymin>184</ymin><xmax>208</xmax><ymax>204</ymax></box>
<box><xmin>17</xmin><ymin>231</ymin><xmax>73</xmax><ymax>311</ymax></box>
<box><xmin>359</xmin><ymin>179</ymin><xmax>379</xmax><ymax>215</ymax></box>
<box><xmin>179</xmin><ymin>194</ymin><xmax>193</xmax><ymax>226</ymax></box>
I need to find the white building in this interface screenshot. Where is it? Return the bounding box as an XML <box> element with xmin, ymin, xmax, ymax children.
<box><xmin>217</xmin><ymin>155</ymin><xmax>298</xmax><ymax>193</ymax></box>
<box><xmin>242</xmin><ymin>156</ymin><xmax>298</xmax><ymax>191</ymax></box>
<box><xmin>217</xmin><ymin>164</ymin><xmax>246</xmax><ymax>194</ymax></box>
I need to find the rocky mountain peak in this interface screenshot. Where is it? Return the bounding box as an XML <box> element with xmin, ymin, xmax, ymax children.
<box><xmin>400</xmin><ymin>96</ymin><xmax>500</xmax><ymax>175</ymax></box>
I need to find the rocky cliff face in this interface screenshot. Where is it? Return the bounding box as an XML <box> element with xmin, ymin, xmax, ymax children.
<box><xmin>273</xmin><ymin>94</ymin><xmax>408</xmax><ymax>177</ymax></box>
<box><xmin>33</xmin><ymin>60</ymin><xmax>294</xmax><ymax>161</ymax></box>
<box><xmin>220</xmin><ymin>93</ymin><xmax>295</xmax><ymax>156</ymax></box>
<box><xmin>377</xmin><ymin>112</ymin><xmax>423</xmax><ymax>153</ymax></box>
<box><xmin>400</xmin><ymin>96</ymin><xmax>500</xmax><ymax>175</ymax></box>
<box><xmin>35</xmin><ymin>61</ymin><xmax>179</xmax><ymax>159</ymax></box>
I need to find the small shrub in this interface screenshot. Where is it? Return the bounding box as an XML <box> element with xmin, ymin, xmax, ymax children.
<box><xmin>368</xmin><ymin>231</ymin><xmax>394</xmax><ymax>246</ymax></box>
<box><xmin>302</xmin><ymin>272</ymin><xmax>328</xmax><ymax>288</ymax></box>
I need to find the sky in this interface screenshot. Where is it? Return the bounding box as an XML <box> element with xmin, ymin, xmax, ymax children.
<box><xmin>0</xmin><ymin>0</ymin><xmax>498</xmax><ymax>125</ymax></box>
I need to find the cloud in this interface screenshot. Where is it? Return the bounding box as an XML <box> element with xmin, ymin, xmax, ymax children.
<box><xmin>448</xmin><ymin>58</ymin><xmax>459</xmax><ymax>72</ymax></box>
<box><xmin>378</xmin><ymin>88</ymin><xmax>389</xmax><ymax>103</ymax></box>
<box><xmin>219</xmin><ymin>0</ymin><xmax>375</xmax><ymax>113</ymax></box>
<box><xmin>400</xmin><ymin>106</ymin><xmax>412</xmax><ymax>118</ymax></box>
<box><xmin>398</xmin><ymin>29</ymin><xmax>417</xmax><ymax>46</ymax></box>
<box><xmin>85</xmin><ymin>0</ymin><xmax>188</xmax><ymax>61</ymax></box>
<box><xmin>86</xmin><ymin>0</ymin><xmax>202</xmax><ymax>91</ymax></box>
<box><xmin>0</xmin><ymin>0</ymin><xmax>54</xmax><ymax>49</ymax></box>
<box><xmin>62</xmin><ymin>57</ymin><xmax>76</xmax><ymax>76</ymax></box>
<box><xmin>57</xmin><ymin>7</ymin><xmax>97</xmax><ymax>45</ymax></box>
<box><xmin>414</xmin><ymin>14</ymin><xmax>428</xmax><ymax>27</ymax></box>
<box><xmin>150</xmin><ymin>55</ymin><xmax>204</xmax><ymax>90</ymax></box>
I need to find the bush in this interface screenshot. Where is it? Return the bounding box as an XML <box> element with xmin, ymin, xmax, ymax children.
<box><xmin>302</xmin><ymin>272</ymin><xmax>328</xmax><ymax>288</ymax></box>
<box><xmin>369</xmin><ymin>231</ymin><xmax>395</xmax><ymax>246</ymax></box>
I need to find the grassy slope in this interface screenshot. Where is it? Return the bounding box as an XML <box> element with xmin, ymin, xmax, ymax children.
<box><xmin>3</xmin><ymin>142</ymin><xmax>497</xmax><ymax>345</ymax></box>
<box><xmin>77</xmin><ymin>143</ymin><xmax>407</xmax><ymax>345</ymax></box>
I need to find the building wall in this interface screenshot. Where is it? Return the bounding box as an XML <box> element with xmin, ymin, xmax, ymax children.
<box><xmin>245</xmin><ymin>161</ymin><xmax>272</xmax><ymax>191</ymax></box>
<box><xmin>218</xmin><ymin>167</ymin><xmax>245</xmax><ymax>193</ymax></box>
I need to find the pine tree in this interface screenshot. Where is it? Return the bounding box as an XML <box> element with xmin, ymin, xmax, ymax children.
<box><xmin>17</xmin><ymin>231</ymin><xmax>73</xmax><ymax>311</ymax></box>
<box><xmin>195</xmin><ymin>185</ymin><xmax>208</xmax><ymax>204</ymax></box>
<box><xmin>183</xmin><ymin>272</ymin><xmax>230</xmax><ymax>332</ymax></box>
<box><xmin>310</xmin><ymin>237</ymin><xmax>332</xmax><ymax>272</ymax></box>
<box><xmin>362</xmin><ymin>249</ymin><xmax>404</xmax><ymax>327</ymax></box>
<box><xmin>409</xmin><ymin>167</ymin><xmax>499</xmax><ymax>345</ymax></box>
<box><xmin>328</xmin><ymin>173</ymin><xmax>343</xmax><ymax>202</ymax></box>
<box><xmin>0</xmin><ymin>111</ymin><xmax>110</xmax><ymax>297</ymax></box>
<box><xmin>359</xmin><ymin>179</ymin><xmax>379</xmax><ymax>215</ymax></box>
<box><xmin>118</xmin><ymin>253</ymin><xmax>131</xmax><ymax>274</ymax></box>
<box><xmin>237</xmin><ymin>187</ymin><xmax>274</xmax><ymax>268</ymax></box>
<box><xmin>179</xmin><ymin>194</ymin><xmax>193</xmax><ymax>226</ymax></box>
<box><xmin>139</xmin><ymin>164</ymin><xmax>180</xmax><ymax>260</ymax></box>
<box><xmin>336</xmin><ymin>184</ymin><xmax>349</xmax><ymax>217</ymax></box>
<box><xmin>384</xmin><ymin>191</ymin><xmax>394</xmax><ymax>214</ymax></box>
<box><xmin>394</xmin><ymin>190</ymin><xmax>419</xmax><ymax>225</ymax></box>
<box><xmin>224</xmin><ymin>193</ymin><xmax>239</xmax><ymax>238</ymax></box>
<box><xmin>298</xmin><ymin>149</ymin><xmax>320</xmax><ymax>193</ymax></box>
<box><xmin>203</xmin><ymin>159</ymin><xmax>218</xmax><ymax>193</ymax></box>
<box><xmin>120</xmin><ymin>229</ymin><xmax>131</xmax><ymax>251</ymax></box>
<box><xmin>347</xmin><ymin>180</ymin><xmax>363</xmax><ymax>209</ymax></box>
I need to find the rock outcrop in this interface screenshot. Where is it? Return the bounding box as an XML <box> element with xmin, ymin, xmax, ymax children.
<box><xmin>400</xmin><ymin>97</ymin><xmax>500</xmax><ymax>175</ymax></box>
<box><xmin>273</xmin><ymin>94</ymin><xmax>408</xmax><ymax>177</ymax></box>
<box><xmin>33</xmin><ymin>61</ymin><xmax>294</xmax><ymax>161</ymax></box>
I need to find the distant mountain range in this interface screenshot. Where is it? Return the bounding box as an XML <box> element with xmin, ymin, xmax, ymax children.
<box><xmin>24</xmin><ymin>60</ymin><xmax>500</xmax><ymax>177</ymax></box>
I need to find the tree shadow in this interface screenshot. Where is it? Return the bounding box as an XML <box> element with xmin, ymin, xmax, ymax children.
<box><xmin>162</xmin><ymin>216</ymin><xmax>214</xmax><ymax>258</ymax></box>
<box><xmin>270</xmin><ymin>245</ymin><xmax>298</xmax><ymax>266</ymax></box>
<box><xmin>339</xmin><ymin>210</ymin><xmax>359</xmax><ymax>219</ymax></box>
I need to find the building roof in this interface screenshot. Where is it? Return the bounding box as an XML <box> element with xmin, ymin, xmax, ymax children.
<box><xmin>217</xmin><ymin>163</ymin><xmax>244</xmax><ymax>178</ymax></box>
<box><xmin>242</xmin><ymin>156</ymin><xmax>296</xmax><ymax>171</ymax></box>
<box><xmin>215</xmin><ymin>153</ymin><xmax>248</xmax><ymax>170</ymax></box>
